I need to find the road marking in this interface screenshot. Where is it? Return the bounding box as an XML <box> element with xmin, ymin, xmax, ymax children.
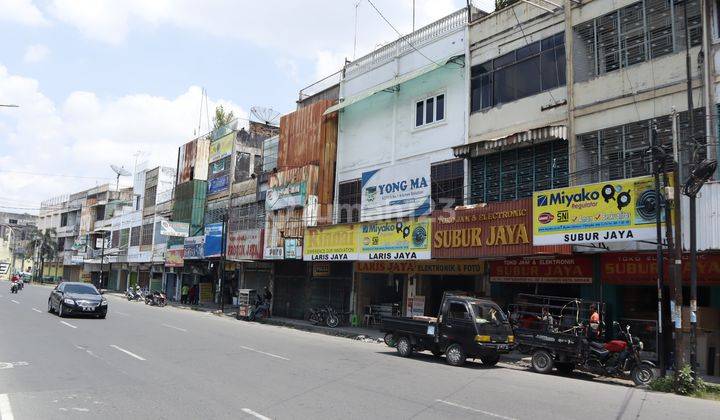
<box><xmin>435</xmin><ymin>400</ymin><xmax>517</xmax><ymax>420</ymax></box>
<box><xmin>31</xmin><ymin>308</ymin><xmax>41</xmax><ymax>313</ymax></box>
<box><xmin>10</xmin><ymin>300</ymin><xmax>19</xmax><ymax>304</ymax></box>
<box><xmin>0</xmin><ymin>393</ymin><xmax>14</xmax><ymax>420</ymax></box>
<box><xmin>110</xmin><ymin>345</ymin><xmax>146</xmax><ymax>361</ymax></box>
<box><xmin>60</xmin><ymin>321</ymin><xmax>77</xmax><ymax>329</ymax></box>
<box><xmin>239</xmin><ymin>345</ymin><xmax>289</xmax><ymax>361</ymax></box>
<box><xmin>241</xmin><ymin>408</ymin><xmax>271</xmax><ymax>420</ymax></box>
<box><xmin>161</xmin><ymin>324</ymin><xmax>187</xmax><ymax>332</ymax></box>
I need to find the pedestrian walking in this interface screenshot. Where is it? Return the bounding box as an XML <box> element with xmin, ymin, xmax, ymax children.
<box><xmin>181</xmin><ymin>284</ymin><xmax>189</xmax><ymax>304</ymax></box>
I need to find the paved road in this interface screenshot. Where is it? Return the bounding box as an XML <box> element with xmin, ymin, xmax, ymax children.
<box><xmin>1</xmin><ymin>281</ymin><xmax>718</xmax><ymax>420</ymax></box>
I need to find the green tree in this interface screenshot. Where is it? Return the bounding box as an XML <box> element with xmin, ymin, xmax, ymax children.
<box><xmin>213</xmin><ymin>105</ymin><xmax>235</xmax><ymax>132</ymax></box>
<box><xmin>26</xmin><ymin>227</ymin><xmax>58</xmax><ymax>281</ymax></box>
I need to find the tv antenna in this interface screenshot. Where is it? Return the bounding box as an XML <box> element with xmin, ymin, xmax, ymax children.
<box><xmin>250</xmin><ymin>106</ymin><xmax>280</xmax><ymax>126</ymax></box>
<box><xmin>110</xmin><ymin>164</ymin><xmax>131</xmax><ymax>191</ymax></box>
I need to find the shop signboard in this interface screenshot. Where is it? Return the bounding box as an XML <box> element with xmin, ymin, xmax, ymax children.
<box><xmin>208</xmin><ymin>174</ymin><xmax>230</xmax><ymax>195</ymax></box>
<box><xmin>312</xmin><ymin>262</ymin><xmax>331</xmax><ymax>277</ymax></box>
<box><xmin>165</xmin><ymin>246</ymin><xmax>184</xmax><ymax>267</ymax></box>
<box><xmin>432</xmin><ymin>199</ymin><xmax>570</xmax><ymax>258</ymax></box>
<box><xmin>184</xmin><ymin>236</ymin><xmax>205</xmax><ymax>259</ymax></box>
<box><xmin>208</xmin><ymin>132</ymin><xmax>233</xmax><ymax>162</ymax></box>
<box><xmin>533</xmin><ymin>175</ymin><xmax>665</xmax><ymax>245</ymax></box>
<box><xmin>263</xmin><ymin>246</ymin><xmax>284</xmax><ymax>260</ymax></box>
<box><xmin>160</xmin><ymin>220</ymin><xmax>190</xmax><ymax>238</ymax></box>
<box><xmin>360</xmin><ymin>159</ymin><xmax>431</xmax><ymax>221</ymax></box>
<box><xmin>303</xmin><ymin>224</ymin><xmax>359</xmax><ymax>261</ymax></box>
<box><xmin>489</xmin><ymin>256</ymin><xmax>593</xmax><ymax>284</ymax></box>
<box><xmin>358</xmin><ymin>218</ymin><xmax>431</xmax><ymax>260</ymax></box>
<box><xmin>226</xmin><ymin>228</ymin><xmax>264</xmax><ymax>261</ymax></box>
<box><xmin>601</xmin><ymin>253</ymin><xmax>720</xmax><ymax>285</ymax></box>
<box><xmin>0</xmin><ymin>263</ymin><xmax>8</xmax><ymax>275</ymax></box>
<box><xmin>204</xmin><ymin>223</ymin><xmax>223</xmax><ymax>258</ymax></box>
<box><xmin>355</xmin><ymin>260</ymin><xmax>484</xmax><ymax>275</ymax></box>
<box><xmin>284</xmin><ymin>238</ymin><xmax>302</xmax><ymax>259</ymax></box>
<box><xmin>266</xmin><ymin>182</ymin><xmax>307</xmax><ymax>211</ymax></box>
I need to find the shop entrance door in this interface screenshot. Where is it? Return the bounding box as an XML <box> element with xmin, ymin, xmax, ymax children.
<box><xmin>165</xmin><ymin>273</ymin><xmax>177</xmax><ymax>300</ymax></box>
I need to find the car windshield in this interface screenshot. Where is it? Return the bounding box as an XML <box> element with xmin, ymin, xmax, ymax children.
<box><xmin>64</xmin><ymin>284</ymin><xmax>99</xmax><ymax>295</ymax></box>
<box><xmin>472</xmin><ymin>303</ymin><xmax>508</xmax><ymax>324</ymax></box>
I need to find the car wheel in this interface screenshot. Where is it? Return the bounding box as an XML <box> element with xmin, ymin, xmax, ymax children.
<box><xmin>531</xmin><ymin>350</ymin><xmax>554</xmax><ymax>374</ymax></box>
<box><xmin>58</xmin><ymin>302</ymin><xmax>65</xmax><ymax>318</ymax></box>
<box><xmin>396</xmin><ymin>336</ymin><xmax>413</xmax><ymax>358</ymax></box>
<box><xmin>481</xmin><ymin>353</ymin><xmax>500</xmax><ymax>367</ymax></box>
<box><xmin>445</xmin><ymin>344</ymin><xmax>466</xmax><ymax>367</ymax></box>
<box><xmin>48</xmin><ymin>299</ymin><xmax>54</xmax><ymax>313</ymax></box>
<box><xmin>98</xmin><ymin>313</ymin><xmax>107</xmax><ymax>319</ymax></box>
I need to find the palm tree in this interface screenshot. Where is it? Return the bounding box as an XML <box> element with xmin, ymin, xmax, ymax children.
<box><xmin>26</xmin><ymin>227</ymin><xmax>58</xmax><ymax>281</ymax></box>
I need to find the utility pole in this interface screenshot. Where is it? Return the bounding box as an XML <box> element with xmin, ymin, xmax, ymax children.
<box><xmin>99</xmin><ymin>231</ymin><xmax>106</xmax><ymax>290</ymax></box>
<box><xmin>671</xmin><ymin>111</ymin><xmax>685</xmax><ymax>372</ymax></box>
<box><xmin>219</xmin><ymin>213</ymin><xmax>228</xmax><ymax>312</ymax></box>
<box><xmin>650</xmin><ymin>125</ymin><xmax>666</xmax><ymax>376</ymax></box>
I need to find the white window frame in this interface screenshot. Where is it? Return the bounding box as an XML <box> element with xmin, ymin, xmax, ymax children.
<box><xmin>413</xmin><ymin>91</ymin><xmax>446</xmax><ymax>130</ymax></box>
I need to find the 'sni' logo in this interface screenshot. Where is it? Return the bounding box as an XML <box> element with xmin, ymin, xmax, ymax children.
<box><xmin>537</xmin><ymin>195</ymin><xmax>548</xmax><ymax>207</ymax></box>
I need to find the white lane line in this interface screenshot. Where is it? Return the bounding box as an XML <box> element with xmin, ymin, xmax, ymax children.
<box><xmin>0</xmin><ymin>393</ymin><xmax>14</xmax><ymax>420</ymax></box>
<box><xmin>161</xmin><ymin>324</ymin><xmax>187</xmax><ymax>332</ymax></box>
<box><xmin>109</xmin><ymin>345</ymin><xmax>146</xmax><ymax>361</ymax></box>
<box><xmin>10</xmin><ymin>300</ymin><xmax>19</xmax><ymax>304</ymax></box>
<box><xmin>60</xmin><ymin>321</ymin><xmax>78</xmax><ymax>329</ymax></box>
<box><xmin>239</xmin><ymin>345</ymin><xmax>289</xmax><ymax>361</ymax></box>
<box><xmin>435</xmin><ymin>400</ymin><xmax>517</xmax><ymax>420</ymax></box>
<box><xmin>241</xmin><ymin>408</ymin><xmax>271</xmax><ymax>420</ymax></box>
<box><xmin>31</xmin><ymin>308</ymin><xmax>42</xmax><ymax>313</ymax></box>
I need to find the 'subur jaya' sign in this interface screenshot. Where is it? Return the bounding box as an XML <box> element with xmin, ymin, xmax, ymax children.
<box><xmin>532</xmin><ymin>175</ymin><xmax>665</xmax><ymax>245</ymax></box>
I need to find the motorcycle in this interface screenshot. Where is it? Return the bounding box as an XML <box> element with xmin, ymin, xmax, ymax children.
<box><xmin>10</xmin><ymin>282</ymin><xmax>19</xmax><ymax>294</ymax></box>
<box><xmin>126</xmin><ymin>288</ymin><xmax>143</xmax><ymax>301</ymax></box>
<box><xmin>307</xmin><ymin>305</ymin><xmax>340</xmax><ymax>328</ymax></box>
<box><xmin>145</xmin><ymin>290</ymin><xmax>167</xmax><ymax>307</ymax></box>
<box><xmin>249</xmin><ymin>298</ymin><xmax>270</xmax><ymax>321</ymax></box>
<box><xmin>580</xmin><ymin>323</ymin><xmax>655</xmax><ymax>386</ymax></box>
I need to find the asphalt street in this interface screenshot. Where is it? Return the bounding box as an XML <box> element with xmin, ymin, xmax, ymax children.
<box><xmin>1</xmin><ymin>280</ymin><xmax>718</xmax><ymax>420</ymax></box>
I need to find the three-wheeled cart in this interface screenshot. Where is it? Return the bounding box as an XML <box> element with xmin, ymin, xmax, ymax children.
<box><xmin>236</xmin><ymin>289</ymin><xmax>258</xmax><ymax>320</ymax></box>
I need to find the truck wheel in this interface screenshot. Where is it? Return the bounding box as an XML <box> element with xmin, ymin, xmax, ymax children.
<box><xmin>396</xmin><ymin>337</ymin><xmax>413</xmax><ymax>358</ymax></box>
<box><xmin>556</xmin><ymin>363</ymin><xmax>575</xmax><ymax>375</ymax></box>
<box><xmin>481</xmin><ymin>353</ymin><xmax>500</xmax><ymax>367</ymax></box>
<box><xmin>384</xmin><ymin>333</ymin><xmax>397</xmax><ymax>347</ymax></box>
<box><xmin>531</xmin><ymin>350</ymin><xmax>554</xmax><ymax>374</ymax></box>
<box><xmin>445</xmin><ymin>344</ymin><xmax>466</xmax><ymax>367</ymax></box>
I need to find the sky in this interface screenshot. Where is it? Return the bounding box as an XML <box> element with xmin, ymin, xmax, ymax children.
<box><xmin>0</xmin><ymin>0</ymin><xmax>494</xmax><ymax>213</ymax></box>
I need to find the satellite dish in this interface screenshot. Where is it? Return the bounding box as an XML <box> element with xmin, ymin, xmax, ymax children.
<box><xmin>250</xmin><ymin>106</ymin><xmax>280</xmax><ymax>126</ymax></box>
<box><xmin>110</xmin><ymin>164</ymin><xmax>131</xmax><ymax>191</ymax></box>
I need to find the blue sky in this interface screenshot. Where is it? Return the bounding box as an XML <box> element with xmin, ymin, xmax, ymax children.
<box><xmin>0</xmin><ymin>0</ymin><xmax>492</xmax><ymax>211</ymax></box>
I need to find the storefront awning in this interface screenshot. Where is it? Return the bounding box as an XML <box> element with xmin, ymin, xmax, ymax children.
<box><xmin>453</xmin><ymin>125</ymin><xmax>567</xmax><ymax>158</ymax></box>
<box><xmin>323</xmin><ymin>54</ymin><xmax>463</xmax><ymax>115</ymax></box>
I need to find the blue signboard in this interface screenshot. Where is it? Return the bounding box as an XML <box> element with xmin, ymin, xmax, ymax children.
<box><xmin>204</xmin><ymin>222</ymin><xmax>224</xmax><ymax>258</ymax></box>
<box><xmin>208</xmin><ymin>174</ymin><xmax>229</xmax><ymax>195</ymax></box>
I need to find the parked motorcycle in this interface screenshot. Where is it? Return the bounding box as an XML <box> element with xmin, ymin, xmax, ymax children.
<box><xmin>579</xmin><ymin>323</ymin><xmax>655</xmax><ymax>386</ymax></box>
<box><xmin>145</xmin><ymin>290</ymin><xmax>167</xmax><ymax>306</ymax></box>
<box><xmin>307</xmin><ymin>305</ymin><xmax>340</xmax><ymax>328</ymax></box>
<box><xmin>126</xmin><ymin>288</ymin><xmax>143</xmax><ymax>301</ymax></box>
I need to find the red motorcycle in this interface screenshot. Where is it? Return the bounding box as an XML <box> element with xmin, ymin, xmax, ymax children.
<box><xmin>581</xmin><ymin>322</ymin><xmax>655</xmax><ymax>386</ymax></box>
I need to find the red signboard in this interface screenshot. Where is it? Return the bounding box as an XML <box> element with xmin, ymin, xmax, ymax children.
<box><xmin>601</xmin><ymin>253</ymin><xmax>720</xmax><ymax>285</ymax></box>
<box><xmin>226</xmin><ymin>229</ymin><xmax>264</xmax><ymax>261</ymax></box>
<box><xmin>489</xmin><ymin>256</ymin><xmax>594</xmax><ymax>284</ymax></box>
<box><xmin>432</xmin><ymin>198</ymin><xmax>571</xmax><ymax>258</ymax></box>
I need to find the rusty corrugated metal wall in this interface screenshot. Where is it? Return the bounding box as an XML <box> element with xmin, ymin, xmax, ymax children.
<box><xmin>278</xmin><ymin>99</ymin><xmax>333</xmax><ymax>169</ymax></box>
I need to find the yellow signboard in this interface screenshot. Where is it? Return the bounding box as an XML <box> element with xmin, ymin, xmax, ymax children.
<box><xmin>208</xmin><ymin>132</ymin><xmax>233</xmax><ymax>162</ymax></box>
<box><xmin>533</xmin><ymin>175</ymin><xmax>666</xmax><ymax>245</ymax></box>
<box><xmin>358</xmin><ymin>218</ymin><xmax>431</xmax><ymax>260</ymax></box>
<box><xmin>303</xmin><ymin>224</ymin><xmax>359</xmax><ymax>261</ymax></box>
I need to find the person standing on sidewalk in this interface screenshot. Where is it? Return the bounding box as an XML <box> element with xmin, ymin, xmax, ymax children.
<box><xmin>181</xmin><ymin>284</ymin><xmax>189</xmax><ymax>304</ymax></box>
<box><xmin>188</xmin><ymin>284</ymin><xmax>197</xmax><ymax>306</ymax></box>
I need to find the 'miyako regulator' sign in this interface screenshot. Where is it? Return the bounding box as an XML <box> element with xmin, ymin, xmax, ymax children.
<box><xmin>360</xmin><ymin>159</ymin><xmax>431</xmax><ymax>222</ymax></box>
<box><xmin>533</xmin><ymin>175</ymin><xmax>665</xmax><ymax>245</ymax></box>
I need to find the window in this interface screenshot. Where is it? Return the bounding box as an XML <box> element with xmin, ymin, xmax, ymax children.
<box><xmin>235</xmin><ymin>152</ymin><xmax>251</xmax><ymax>181</ymax></box>
<box><xmin>141</xmin><ymin>223</ymin><xmax>153</xmax><ymax>246</ymax></box>
<box><xmin>57</xmin><ymin>237</ymin><xmax>65</xmax><ymax>252</ymax></box>
<box><xmin>253</xmin><ymin>155</ymin><xmax>263</xmax><ymax>176</ymax></box>
<box><xmin>431</xmin><ymin>160</ymin><xmax>464</xmax><ymax>210</ymax></box>
<box><xmin>574</xmin><ymin>0</ymin><xmax>702</xmax><ymax>82</ymax></box>
<box><xmin>262</xmin><ymin>136</ymin><xmax>279</xmax><ymax>172</ymax></box>
<box><xmin>8</xmin><ymin>219</ymin><xmax>17</xmax><ymax>224</ymax></box>
<box><xmin>471</xmin><ymin>33</ymin><xmax>565</xmax><ymax>112</ymax></box>
<box><xmin>415</xmin><ymin>93</ymin><xmax>445</xmax><ymax>127</ymax></box>
<box><xmin>576</xmin><ymin>108</ymin><xmax>706</xmax><ymax>183</ymax></box>
<box><xmin>153</xmin><ymin>221</ymin><xmax>168</xmax><ymax>245</ymax></box>
<box><xmin>60</xmin><ymin>213</ymin><xmax>68</xmax><ymax>227</ymax></box>
<box><xmin>111</xmin><ymin>230</ymin><xmax>120</xmax><ymax>248</ymax></box>
<box><xmin>228</xmin><ymin>202</ymin><xmax>265</xmax><ymax>231</ymax></box>
<box><xmin>144</xmin><ymin>185</ymin><xmax>157</xmax><ymax>208</ymax></box>
<box><xmin>337</xmin><ymin>180</ymin><xmax>361</xmax><ymax>223</ymax></box>
<box><xmin>130</xmin><ymin>226</ymin><xmax>141</xmax><ymax>247</ymax></box>
<box><xmin>470</xmin><ymin>140</ymin><xmax>568</xmax><ymax>204</ymax></box>
<box><xmin>209</xmin><ymin>156</ymin><xmax>229</xmax><ymax>175</ymax></box>
<box><xmin>120</xmin><ymin>228</ymin><xmax>129</xmax><ymax>249</ymax></box>
<box><xmin>448</xmin><ymin>302</ymin><xmax>470</xmax><ymax>320</ymax></box>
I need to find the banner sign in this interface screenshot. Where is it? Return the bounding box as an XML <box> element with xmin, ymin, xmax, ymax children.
<box><xmin>358</xmin><ymin>218</ymin><xmax>431</xmax><ymax>260</ymax></box>
<box><xmin>284</xmin><ymin>238</ymin><xmax>302</xmax><ymax>259</ymax></box>
<box><xmin>601</xmin><ymin>253</ymin><xmax>720</xmax><ymax>285</ymax></box>
<box><xmin>184</xmin><ymin>236</ymin><xmax>205</xmax><ymax>259</ymax></box>
<box><xmin>533</xmin><ymin>175</ymin><xmax>663</xmax><ymax>245</ymax></box>
<box><xmin>208</xmin><ymin>174</ymin><xmax>230</xmax><ymax>195</ymax></box>
<box><xmin>355</xmin><ymin>260</ymin><xmax>484</xmax><ymax>275</ymax></box>
<box><xmin>303</xmin><ymin>224</ymin><xmax>359</xmax><ymax>261</ymax></box>
<box><xmin>266</xmin><ymin>182</ymin><xmax>306</xmax><ymax>211</ymax></box>
<box><xmin>263</xmin><ymin>246</ymin><xmax>284</xmax><ymax>260</ymax></box>
<box><xmin>360</xmin><ymin>159</ymin><xmax>431</xmax><ymax>222</ymax></box>
<box><xmin>165</xmin><ymin>246</ymin><xmax>184</xmax><ymax>267</ymax></box>
<box><xmin>208</xmin><ymin>132</ymin><xmax>234</xmax><ymax>162</ymax></box>
<box><xmin>0</xmin><ymin>263</ymin><xmax>8</xmax><ymax>275</ymax></box>
<box><xmin>489</xmin><ymin>256</ymin><xmax>593</xmax><ymax>284</ymax></box>
<box><xmin>160</xmin><ymin>220</ymin><xmax>190</xmax><ymax>238</ymax></box>
<box><xmin>226</xmin><ymin>229</ymin><xmax>264</xmax><ymax>261</ymax></box>
<box><xmin>204</xmin><ymin>223</ymin><xmax>223</xmax><ymax>258</ymax></box>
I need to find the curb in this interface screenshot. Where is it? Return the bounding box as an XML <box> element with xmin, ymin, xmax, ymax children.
<box><xmin>256</xmin><ymin>318</ymin><xmax>385</xmax><ymax>342</ymax></box>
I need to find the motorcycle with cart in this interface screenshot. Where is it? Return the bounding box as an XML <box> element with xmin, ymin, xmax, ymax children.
<box><xmin>509</xmin><ymin>294</ymin><xmax>655</xmax><ymax>386</ymax></box>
